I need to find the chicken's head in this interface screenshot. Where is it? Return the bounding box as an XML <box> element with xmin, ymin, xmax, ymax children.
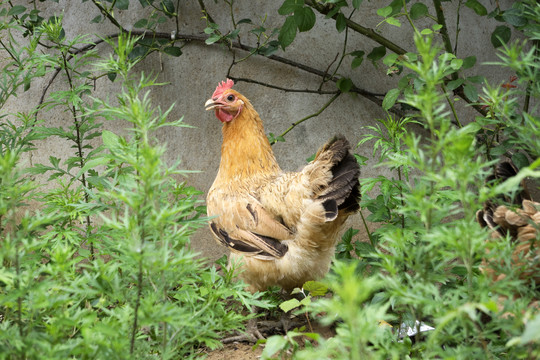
<box><xmin>205</xmin><ymin>79</ymin><xmax>245</xmax><ymax>123</ymax></box>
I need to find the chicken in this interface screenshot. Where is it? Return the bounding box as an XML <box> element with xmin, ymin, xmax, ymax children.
<box><xmin>476</xmin><ymin>161</ymin><xmax>538</xmax><ymax>286</ymax></box>
<box><xmin>204</xmin><ymin>79</ymin><xmax>360</xmax><ymax>293</ymax></box>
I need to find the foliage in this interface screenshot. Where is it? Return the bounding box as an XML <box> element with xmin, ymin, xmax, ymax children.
<box><xmin>0</xmin><ymin>16</ymin><xmax>265</xmax><ymax>360</ymax></box>
<box><xmin>259</xmin><ymin>1</ymin><xmax>540</xmax><ymax>358</ymax></box>
<box><xmin>1</xmin><ymin>0</ymin><xmax>540</xmax><ymax>359</ymax></box>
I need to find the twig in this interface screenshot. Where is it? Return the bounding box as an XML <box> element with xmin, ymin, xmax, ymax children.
<box><xmin>441</xmin><ymin>83</ymin><xmax>462</xmax><ymax>128</ymax></box>
<box><xmin>319</xmin><ymin>52</ymin><xmax>339</xmax><ymax>90</ymax></box>
<box><xmin>230</xmin><ymin>76</ymin><xmax>339</xmax><ymax>94</ymax></box>
<box><xmin>306</xmin><ymin>0</ymin><xmax>407</xmax><ymax>55</ymax></box>
<box><xmin>198</xmin><ymin>0</ymin><xmax>218</xmax><ymax>25</ymax></box>
<box><xmin>433</xmin><ymin>0</ymin><xmax>457</xmax><ymax>80</ymax></box>
<box><xmin>91</xmin><ymin>0</ymin><xmax>127</xmax><ymax>32</ymax></box>
<box><xmin>270</xmin><ymin>92</ymin><xmax>341</xmax><ymax>145</ymax></box>
<box><xmin>306</xmin><ymin>0</ymin><xmax>486</xmax><ymax>116</ymax></box>
<box><xmin>37</xmin><ymin>30</ymin><xmax>396</xmax><ymax>117</ymax></box>
<box><xmin>454</xmin><ymin>0</ymin><xmax>463</xmax><ymax>54</ymax></box>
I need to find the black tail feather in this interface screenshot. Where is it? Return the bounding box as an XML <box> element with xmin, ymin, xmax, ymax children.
<box><xmin>317</xmin><ymin>135</ymin><xmax>361</xmax><ymax>214</ymax></box>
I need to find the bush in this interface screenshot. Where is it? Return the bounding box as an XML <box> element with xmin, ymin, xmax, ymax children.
<box><xmin>0</xmin><ymin>20</ymin><xmax>264</xmax><ymax>360</ymax></box>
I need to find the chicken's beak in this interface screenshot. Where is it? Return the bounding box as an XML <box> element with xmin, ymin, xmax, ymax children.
<box><xmin>205</xmin><ymin>98</ymin><xmax>220</xmax><ymax>111</ymax></box>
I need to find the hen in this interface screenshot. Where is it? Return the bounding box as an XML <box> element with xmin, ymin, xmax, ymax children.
<box><xmin>204</xmin><ymin>79</ymin><xmax>360</xmax><ymax>293</ymax></box>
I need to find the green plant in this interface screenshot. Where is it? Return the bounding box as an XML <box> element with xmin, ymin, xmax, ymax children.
<box><xmin>0</xmin><ymin>18</ymin><xmax>266</xmax><ymax>360</ymax></box>
<box><xmin>266</xmin><ymin>3</ymin><xmax>540</xmax><ymax>357</ymax></box>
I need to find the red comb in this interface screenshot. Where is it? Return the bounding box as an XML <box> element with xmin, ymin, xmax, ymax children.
<box><xmin>212</xmin><ymin>79</ymin><xmax>234</xmax><ymax>99</ymax></box>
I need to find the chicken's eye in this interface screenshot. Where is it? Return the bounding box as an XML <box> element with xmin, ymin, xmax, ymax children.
<box><xmin>227</xmin><ymin>94</ymin><xmax>235</xmax><ymax>102</ymax></box>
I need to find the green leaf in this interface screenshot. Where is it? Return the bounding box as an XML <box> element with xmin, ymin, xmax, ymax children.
<box><xmin>115</xmin><ymin>0</ymin><xmax>129</xmax><ymax>10</ymax></box>
<box><xmin>336</xmin><ymin>77</ymin><xmax>353</xmax><ymax>93</ymax></box>
<box><xmin>502</xmin><ymin>8</ymin><xmax>527</xmax><ymax>27</ymax></box>
<box><xmin>377</xmin><ymin>6</ymin><xmax>392</xmax><ymax>17</ymax></box>
<box><xmin>511</xmin><ymin>152</ymin><xmax>529</xmax><ymax>169</ymax></box>
<box><xmin>410</xmin><ymin>3</ymin><xmax>428</xmax><ymax>20</ymax></box>
<box><xmin>91</xmin><ymin>15</ymin><xmax>102</xmax><ymax>23</ymax></box>
<box><xmin>160</xmin><ymin>0</ymin><xmax>175</xmax><ymax>15</ymax></box>
<box><xmin>261</xmin><ymin>336</ymin><xmax>288</xmax><ymax>358</ymax></box>
<box><xmin>465</xmin><ymin>0</ymin><xmax>487</xmax><ymax>16</ymax></box>
<box><xmin>466</xmin><ymin>75</ymin><xmax>484</xmax><ymax>84</ymax></box>
<box><xmin>278</xmin><ymin>0</ymin><xmax>303</xmax><ymax>15</ymax></box>
<box><xmin>354</xmin><ymin>241</ymin><xmax>375</xmax><ymax>257</ymax></box>
<box><xmin>237</xmin><ymin>18</ymin><xmax>252</xmax><ymax>25</ymax></box>
<box><xmin>382</xmin><ymin>88</ymin><xmax>400</xmax><ymax>110</ymax></box>
<box><xmin>163</xmin><ymin>46</ymin><xmax>182</xmax><ymax>57</ymax></box>
<box><xmin>352</xmin><ymin>0</ymin><xmax>363</xmax><ymax>9</ymax></box>
<box><xmin>383</xmin><ymin>53</ymin><xmax>399</xmax><ymax>66</ymax></box>
<box><xmin>367</xmin><ymin>46</ymin><xmax>386</xmax><ymax>63</ymax></box>
<box><xmin>8</xmin><ymin>5</ymin><xmax>26</xmax><ymax>16</ymax></box>
<box><xmin>128</xmin><ymin>46</ymin><xmax>148</xmax><ymax>60</ymax></box>
<box><xmin>450</xmin><ymin>58</ymin><xmax>463</xmax><ymax>70</ymax></box>
<box><xmin>446</xmin><ymin>78</ymin><xmax>464</xmax><ymax>91</ymax></box>
<box><xmin>342</xmin><ymin>227</ymin><xmax>358</xmax><ymax>243</ymax></box>
<box><xmin>78</xmin><ymin>248</ymin><xmax>91</xmax><ymax>258</ymax></box>
<box><xmin>303</xmin><ymin>281</ymin><xmax>328</xmax><ymax>296</ymax></box>
<box><xmin>205</xmin><ymin>34</ymin><xmax>221</xmax><ymax>45</ymax></box>
<box><xmin>300</xmin><ymin>296</ymin><xmax>312</xmax><ymax>306</ymax></box>
<box><xmin>351</xmin><ymin>54</ymin><xmax>364</xmax><ymax>69</ymax></box>
<box><xmin>279</xmin><ymin>16</ymin><xmax>297</xmax><ymax>49</ymax></box>
<box><xmin>451</xmin><ymin>265</ymin><xmax>468</xmax><ymax>276</ymax></box>
<box><xmin>462</xmin><ymin>55</ymin><xmax>476</xmax><ymax>69</ymax></box>
<box><xmin>336</xmin><ymin>12</ymin><xmax>346</xmax><ymax>33</ymax></box>
<box><xmin>49</xmin><ymin>156</ymin><xmax>60</xmax><ymax>168</ymax></box>
<box><xmin>463</xmin><ymin>83</ymin><xmax>478</xmax><ymax>101</ymax></box>
<box><xmin>294</xmin><ymin>7</ymin><xmax>316</xmax><ymax>32</ymax></box>
<box><xmin>134</xmin><ymin>18</ymin><xmax>148</xmax><ymax>28</ymax></box>
<box><xmin>107</xmin><ymin>72</ymin><xmax>117</xmax><ymax>82</ymax></box>
<box><xmin>279</xmin><ymin>298</ymin><xmax>301</xmax><ymax>312</ymax></box>
<box><xmin>520</xmin><ymin>313</ymin><xmax>540</xmax><ymax>344</ymax></box>
<box><xmin>491</xmin><ymin>25</ymin><xmax>511</xmax><ymax>48</ymax></box>
<box><xmin>78</xmin><ymin>157</ymin><xmax>110</xmax><ymax>176</ymax></box>
<box><xmin>102</xmin><ymin>130</ymin><xmax>122</xmax><ymax>153</ymax></box>
<box><xmin>385</xmin><ymin>17</ymin><xmax>401</xmax><ymax>27</ymax></box>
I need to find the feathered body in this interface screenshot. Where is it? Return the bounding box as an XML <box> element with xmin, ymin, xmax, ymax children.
<box><xmin>205</xmin><ymin>79</ymin><xmax>360</xmax><ymax>292</ymax></box>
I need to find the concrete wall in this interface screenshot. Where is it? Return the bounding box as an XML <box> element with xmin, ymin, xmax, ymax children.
<box><xmin>5</xmin><ymin>0</ymin><xmax>518</xmax><ymax>260</ymax></box>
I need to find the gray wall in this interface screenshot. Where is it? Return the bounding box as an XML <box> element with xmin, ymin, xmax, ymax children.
<box><xmin>6</xmin><ymin>0</ymin><xmax>517</xmax><ymax>260</ymax></box>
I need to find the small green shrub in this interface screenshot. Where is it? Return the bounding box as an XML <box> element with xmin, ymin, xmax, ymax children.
<box><xmin>0</xmin><ymin>20</ymin><xmax>264</xmax><ymax>360</ymax></box>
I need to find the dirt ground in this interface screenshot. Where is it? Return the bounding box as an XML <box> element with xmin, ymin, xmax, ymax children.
<box><xmin>200</xmin><ymin>314</ymin><xmax>335</xmax><ymax>359</ymax></box>
<box><xmin>203</xmin><ymin>343</ymin><xmax>263</xmax><ymax>360</ymax></box>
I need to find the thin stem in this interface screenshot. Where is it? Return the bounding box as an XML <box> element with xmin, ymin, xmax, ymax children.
<box><xmin>359</xmin><ymin>210</ymin><xmax>375</xmax><ymax>247</ymax></box>
<box><xmin>91</xmin><ymin>0</ymin><xmax>126</xmax><ymax>31</ymax></box>
<box><xmin>441</xmin><ymin>83</ymin><xmax>462</xmax><ymax>128</ymax></box>
<box><xmin>61</xmin><ymin>53</ymin><xmax>94</xmax><ymax>260</ymax></box>
<box><xmin>15</xmin><ymin>243</ymin><xmax>23</xmax><ymax>338</ymax></box>
<box><xmin>270</xmin><ymin>92</ymin><xmax>341</xmax><ymax>145</ymax></box>
<box><xmin>397</xmin><ymin>166</ymin><xmax>405</xmax><ymax>229</ymax></box>
<box><xmin>0</xmin><ymin>38</ymin><xmax>20</xmax><ymax>64</ymax></box>
<box><xmin>454</xmin><ymin>0</ymin><xmax>463</xmax><ymax>54</ymax></box>
<box><xmin>433</xmin><ymin>0</ymin><xmax>457</xmax><ymax>80</ymax></box>
<box><xmin>130</xmin><ymin>238</ymin><xmax>145</xmax><ymax>354</ymax></box>
<box><xmin>327</xmin><ymin>9</ymin><xmax>355</xmax><ymax>81</ymax></box>
<box><xmin>401</xmin><ymin>0</ymin><xmax>420</xmax><ymax>36</ymax></box>
<box><xmin>319</xmin><ymin>52</ymin><xmax>340</xmax><ymax>90</ymax></box>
